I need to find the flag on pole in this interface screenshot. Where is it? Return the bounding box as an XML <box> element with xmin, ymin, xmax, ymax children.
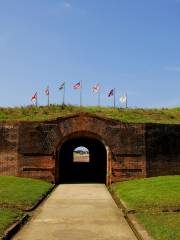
<box><xmin>108</xmin><ymin>89</ymin><xmax>114</xmax><ymax>97</ymax></box>
<box><xmin>58</xmin><ymin>82</ymin><xmax>65</xmax><ymax>105</ymax></box>
<box><xmin>120</xmin><ymin>93</ymin><xmax>128</xmax><ymax>108</ymax></box>
<box><xmin>108</xmin><ymin>88</ymin><xmax>116</xmax><ymax>108</ymax></box>
<box><xmin>31</xmin><ymin>92</ymin><xmax>37</xmax><ymax>102</ymax></box>
<box><xmin>45</xmin><ymin>87</ymin><xmax>49</xmax><ymax>96</ymax></box>
<box><xmin>120</xmin><ymin>95</ymin><xmax>127</xmax><ymax>103</ymax></box>
<box><xmin>31</xmin><ymin>92</ymin><xmax>38</xmax><ymax>106</ymax></box>
<box><xmin>92</xmin><ymin>84</ymin><xmax>101</xmax><ymax>93</ymax></box>
<box><xmin>59</xmin><ymin>82</ymin><xmax>65</xmax><ymax>90</ymax></box>
<box><xmin>45</xmin><ymin>86</ymin><xmax>50</xmax><ymax>106</ymax></box>
<box><xmin>92</xmin><ymin>84</ymin><xmax>101</xmax><ymax>106</ymax></box>
<box><xmin>73</xmin><ymin>82</ymin><xmax>81</xmax><ymax>90</ymax></box>
<box><xmin>73</xmin><ymin>81</ymin><xmax>82</xmax><ymax>106</ymax></box>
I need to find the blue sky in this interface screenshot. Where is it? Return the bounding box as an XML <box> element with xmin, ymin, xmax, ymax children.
<box><xmin>0</xmin><ymin>0</ymin><xmax>180</xmax><ymax>108</ymax></box>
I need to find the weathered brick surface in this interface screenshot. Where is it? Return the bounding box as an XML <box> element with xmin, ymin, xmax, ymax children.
<box><xmin>0</xmin><ymin>124</ymin><xmax>19</xmax><ymax>176</ymax></box>
<box><xmin>146</xmin><ymin>124</ymin><xmax>180</xmax><ymax>177</ymax></box>
<box><xmin>0</xmin><ymin>113</ymin><xmax>179</xmax><ymax>184</ymax></box>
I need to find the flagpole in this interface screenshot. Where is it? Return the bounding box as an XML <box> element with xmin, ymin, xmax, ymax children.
<box><xmin>47</xmin><ymin>86</ymin><xmax>49</xmax><ymax>107</ymax></box>
<box><xmin>80</xmin><ymin>80</ymin><xmax>82</xmax><ymax>107</ymax></box>
<box><xmin>36</xmin><ymin>92</ymin><xmax>38</xmax><ymax>107</ymax></box>
<box><xmin>114</xmin><ymin>88</ymin><xmax>116</xmax><ymax>108</ymax></box>
<box><xmin>126</xmin><ymin>93</ymin><xmax>128</xmax><ymax>108</ymax></box>
<box><xmin>62</xmin><ymin>82</ymin><xmax>65</xmax><ymax>105</ymax></box>
<box><xmin>98</xmin><ymin>91</ymin><xmax>100</xmax><ymax>107</ymax></box>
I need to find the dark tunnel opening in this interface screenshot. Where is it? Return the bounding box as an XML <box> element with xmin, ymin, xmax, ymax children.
<box><xmin>58</xmin><ymin>137</ymin><xmax>107</xmax><ymax>183</ymax></box>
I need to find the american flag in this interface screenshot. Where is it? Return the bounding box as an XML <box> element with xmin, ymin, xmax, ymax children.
<box><xmin>92</xmin><ymin>84</ymin><xmax>101</xmax><ymax>93</ymax></box>
<box><xmin>108</xmin><ymin>89</ymin><xmax>114</xmax><ymax>97</ymax></box>
<box><xmin>73</xmin><ymin>82</ymin><xmax>81</xmax><ymax>90</ymax></box>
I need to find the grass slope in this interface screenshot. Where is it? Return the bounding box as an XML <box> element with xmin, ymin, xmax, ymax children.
<box><xmin>0</xmin><ymin>176</ymin><xmax>53</xmax><ymax>210</ymax></box>
<box><xmin>137</xmin><ymin>213</ymin><xmax>180</xmax><ymax>240</ymax></box>
<box><xmin>0</xmin><ymin>105</ymin><xmax>179</xmax><ymax>124</ymax></box>
<box><xmin>110</xmin><ymin>176</ymin><xmax>180</xmax><ymax>240</ymax></box>
<box><xmin>0</xmin><ymin>176</ymin><xmax>53</xmax><ymax>238</ymax></box>
<box><xmin>110</xmin><ymin>176</ymin><xmax>180</xmax><ymax>211</ymax></box>
<box><xmin>0</xmin><ymin>209</ymin><xmax>24</xmax><ymax>238</ymax></box>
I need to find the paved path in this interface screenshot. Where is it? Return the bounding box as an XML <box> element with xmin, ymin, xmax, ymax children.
<box><xmin>13</xmin><ymin>184</ymin><xmax>137</xmax><ymax>240</ymax></box>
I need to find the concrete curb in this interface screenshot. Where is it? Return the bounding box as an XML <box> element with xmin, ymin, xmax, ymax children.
<box><xmin>2</xmin><ymin>185</ymin><xmax>56</xmax><ymax>240</ymax></box>
<box><xmin>109</xmin><ymin>189</ymin><xmax>153</xmax><ymax>240</ymax></box>
<box><xmin>2</xmin><ymin>214</ymin><xmax>29</xmax><ymax>240</ymax></box>
<box><xmin>25</xmin><ymin>185</ymin><xmax>56</xmax><ymax>212</ymax></box>
<box><xmin>125</xmin><ymin>214</ymin><xmax>153</xmax><ymax>240</ymax></box>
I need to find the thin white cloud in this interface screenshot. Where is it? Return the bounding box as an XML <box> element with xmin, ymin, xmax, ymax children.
<box><xmin>47</xmin><ymin>2</ymin><xmax>73</xmax><ymax>17</ymax></box>
<box><xmin>64</xmin><ymin>2</ymin><xmax>72</xmax><ymax>9</ymax></box>
<box><xmin>166</xmin><ymin>67</ymin><xmax>180</xmax><ymax>72</ymax></box>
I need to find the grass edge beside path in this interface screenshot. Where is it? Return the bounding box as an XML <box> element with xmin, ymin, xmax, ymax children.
<box><xmin>0</xmin><ymin>176</ymin><xmax>53</xmax><ymax>210</ymax></box>
<box><xmin>136</xmin><ymin>212</ymin><xmax>180</xmax><ymax>240</ymax></box>
<box><xmin>109</xmin><ymin>176</ymin><xmax>180</xmax><ymax>240</ymax></box>
<box><xmin>0</xmin><ymin>208</ymin><xmax>24</xmax><ymax>239</ymax></box>
<box><xmin>110</xmin><ymin>176</ymin><xmax>180</xmax><ymax>211</ymax></box>
<box><xmin>0</xmin><ymin>176</ymin><xmax>53</xmax><ymax>238</ymax></box>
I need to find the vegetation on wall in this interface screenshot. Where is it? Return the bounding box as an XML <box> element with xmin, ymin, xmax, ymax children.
<box><xmin>0</xmin><ymin>105</ymin><xmax>179</xmax><ymax>124</ymax></box>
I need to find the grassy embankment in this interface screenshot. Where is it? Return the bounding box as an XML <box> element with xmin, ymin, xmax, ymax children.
<box><xmin>0</xmin><ymin>105</ymin><xmax>179</xmax><ymax>124</ymax></box>
<box><xmin>0</xmin><ymin>176</ymin><xmax>53</xmax><ymax>238</ymax></box>
<box><xmin>110</xmin><ymin>176</ymin><xmax>180</xmax><ymax>240</ymax></box>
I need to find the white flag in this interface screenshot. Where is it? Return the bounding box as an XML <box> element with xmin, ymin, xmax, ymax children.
<box><xmin>120</xmin><ymin>95</ymin><xmax>127</xmax><ymax>103</ymax></box>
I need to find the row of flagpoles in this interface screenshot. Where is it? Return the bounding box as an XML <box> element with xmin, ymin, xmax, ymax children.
<box><xmin>31</xmin><ymin>81</ymin><xmax>128</xmax><ymax>108</ymax></box>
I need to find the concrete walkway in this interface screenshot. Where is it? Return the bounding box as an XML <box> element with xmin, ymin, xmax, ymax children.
<box><xmin>13</xmin><ymin>184</ymin><xmax>137</xmax><ymax>240</ymax></box>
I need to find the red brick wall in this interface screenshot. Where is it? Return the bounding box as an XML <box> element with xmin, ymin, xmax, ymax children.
<box><xmin>0</xmin><ymin>113</ymin><xmax>179</xmax><ymax>184</ymax></box>
<box><xmin>0</xmin><ymin>124</ymin><xmax>19</xmax><ymax>176</ymax></box>
<box><xmin>146</xmin><ymin>124</ymin><xmax>180</xmax><ymax>177</ymax></box>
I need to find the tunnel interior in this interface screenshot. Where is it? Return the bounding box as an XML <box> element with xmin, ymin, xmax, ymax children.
<box><xmin>58</xmin><ymin>136</ymin><xmax>107</xmax><ymax>183</ymax></box>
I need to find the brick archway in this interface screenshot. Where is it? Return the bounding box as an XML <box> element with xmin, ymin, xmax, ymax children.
<box><xmin>5</xmin><ymin>113</ymin><xmax>154</xmax><ymax>184</ymax></box>
<box><xmin>55</xmin><ymin>131</ymin><xmax>111</xmax><ymax>184</ymax></box>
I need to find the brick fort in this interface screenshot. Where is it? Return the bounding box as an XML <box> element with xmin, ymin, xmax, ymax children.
<box><xmin>0</xmin><ymin>113</ymin><xmax>179</xmax><ymax>184</ymax></box>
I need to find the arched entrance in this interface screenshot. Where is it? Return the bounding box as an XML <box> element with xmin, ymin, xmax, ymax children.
<box><xmin>57</xmin><ymin>135</ymin><xmax>107</xmax><ymax>184</ymax></box>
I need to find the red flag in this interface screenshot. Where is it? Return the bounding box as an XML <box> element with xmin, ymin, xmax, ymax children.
<box><xmin>73</xmin><ymin>82</ymin><xmax>81</xmax><ymax>90</ymax></box>
<box><xmin>108</xmin><ymin>89</ymin><xmax>114</xmax><ymax>97</ymax></box>
<box><xmin>31</xmin><ymin>92</ymin><xmax>37</xmax><ymax>102</ymax></box>
<box><xmin>45</xmin><ymin>87</ymin><xmax>49</xmax><ymax>95</ymax></box>
<box><xmin>92</xmin><ymin>84</ymin><xmax>101</xmax><ymax>93</ymax></box>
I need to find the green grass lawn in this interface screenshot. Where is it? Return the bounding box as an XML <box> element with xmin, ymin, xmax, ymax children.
<box><xmin>0</xmin><ymin>209</ymin><xmax>24</xmax><ymax>238</ymax></box>
<box><xmin>110</xmin><ymin>176</ymin><xmax>180</xmax><ymax>240</ymax></box>
<box><xmin>137</xmin><ymin>213</ymin><xmax>180</xmax><ymax>240</ymax></box>
<box><xmin>110</xmin><ymin>176</ymin><xmax>180</xmax><ymax>211</ymax></box>
<box><xmin>0</xmin><ymin>176</ymin><xmax>53</xmax><ymax>238</ymax></box>
<box><xmin>0</xmin><ymin>176</ymin><xmax>53</xmax><ymax>210</ymax></box>
<box><xmin>0</xmin><ymin>105</ymin><xmax>180</xmax><ymax>124</ymax></box>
